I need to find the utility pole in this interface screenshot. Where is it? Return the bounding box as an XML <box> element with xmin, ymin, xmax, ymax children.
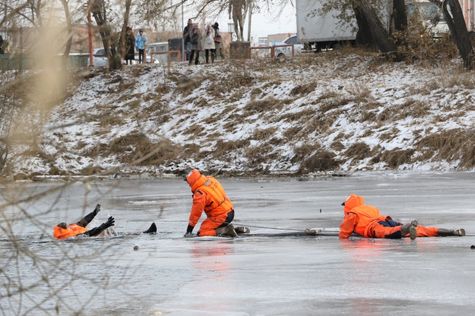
<box><xmin>87</xmin><ymin>3</ymin><xmax>93</xmax><ymax>67</ymax></box>
<box><xmin>181</xmin><ymin>0</ymin><xmax>184</xmax><ymax>61</ymax></box>
<box><xmin>247</xmin><ymin>1</ymin><xmax>252</xmax><ymax>42</ymax></box>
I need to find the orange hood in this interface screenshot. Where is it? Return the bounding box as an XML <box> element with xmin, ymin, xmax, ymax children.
<box><xmin>343</xmin><ymin>194</ymin><xmax>365</xmax><ymax>213</ymax></box>
<box><xmin>186</xmin><ymin>169</ymin><xmax>207</xmax><ymax>192</ymax></box>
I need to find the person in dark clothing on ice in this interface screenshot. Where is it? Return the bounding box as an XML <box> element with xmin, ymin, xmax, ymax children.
<box><xmin>53</xmin><ymin>204</ymin><xmax>115</xmax><ymax>239</ymax></box>
<box><xmin>53</xmin><ymin>204</ymin><xmax>157</xmax><ymax>240</ymax></box>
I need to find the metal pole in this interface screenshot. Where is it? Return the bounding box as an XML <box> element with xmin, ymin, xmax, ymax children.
<box><xmin>87</xmin><ymin>8</ymin><xmax>94</xmax><ymax>67</ymax></box>
<box><xmin>20</xmin><ymin>27</ymin><xmax>23</xmax><ymax>72</ymax></box>
<box><xmin>181</xmin><ymin>0</ymin><xmax>184</xmax><ymax>61</ymax></box>
<box><xmin>464</xmin><ymin>0</ymin><xmax>469</xmax><ymax>25</ymax></box>
<box><xmin>247</xmin><ymin>2</ymin><xmax>252</xmax><ymax>42</ymax></box>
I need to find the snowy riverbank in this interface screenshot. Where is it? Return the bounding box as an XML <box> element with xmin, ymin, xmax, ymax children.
<box><xmin>5</xmin><ymin>51</ymin><xmax>475</xmax><ymax>178</ymax></box>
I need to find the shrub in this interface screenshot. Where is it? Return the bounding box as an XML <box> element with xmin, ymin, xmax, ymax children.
<box><xmin>380</xmin><ymin>148</ymin><xmax>415</xmax><ymax>168</ymax></box>
<box><xmin>252</xmin><ymin>127</ymin><xmax>277</xmax><ymax>140</ymax></box>
<box><xmin>344</xmin><ymin>142</ymin><xmax>371</xmax><ymax>160</ymax></box>
<box><xmin>416</xmin><ymin>129</ymin><xmax>475</xmax><ymax>169</ymax></box>
<box><xmin>107</xmin><ymin>133</ymin><xmax>182</xmax><ymax>165</ymax></box>
<box><xmin>290</xmin><ymin>82</ymin><xmax>317</xmax><ymax>96</ymax></box>
<box><xmin>215</xmin><ymin>139</ymin><xmax>250</xmax><ymax>159</ymax></box>
<box><xmin>243</xmin><ymin>97</ymin><xmax>284</xmax><ymax>115</ymax></box>
<box><xmin>299</xmin><ymin>150</ymin><xmax>340</xmax><ymax>173</ymax></box>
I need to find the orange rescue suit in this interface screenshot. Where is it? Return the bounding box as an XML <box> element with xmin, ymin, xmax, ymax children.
<box><xmin>53</xmin><ymin>224</ymin><xmax>86</xmax><ymax>240</ymax></box>
<box><xmin>339</xmin><ymin>194</ymin><xmax>389</xmax><ymax>239</ymax></box>
<box><xmin>339</xmin><ymin>194</ymin><xmax>439</xmax><ymax>239</ymax></box>
<box><xmin>187</xmin><ymin>170</ymin><xmax>234</xmax><ymax>236</ymax></box>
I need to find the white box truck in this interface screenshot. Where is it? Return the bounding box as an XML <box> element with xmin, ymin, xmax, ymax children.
<box><xmin>296</xmin><ymin>0</ymin><xmax>393</xmax><ymax>50</ymax></box>
<box><xmin>296</xmin><ymin>0</ymin><xmax>454</xmax><ymax>50</ymax></box>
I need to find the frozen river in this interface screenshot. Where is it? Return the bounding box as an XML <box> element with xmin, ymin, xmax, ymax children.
<box><xmin>1</xmin><ymin>172</ymin><xmax>475</xmax><ymax>315</ymax></box>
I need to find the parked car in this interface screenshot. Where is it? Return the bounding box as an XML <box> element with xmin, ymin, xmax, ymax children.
<box><xmin>284</xmin><ymin>35</ymin><xmax>301</xmax><ymax>46</ymax></box>
<box><xmin>272</xmin><ymin>36</ymin><xmax>304</xmax><ymax>60</ymax></box>
<box><xmin>87</xmin><ymin>48</ymin><xmax>108</xmax><ymax>67</ymax></box>
<box><xmin>146</xmin><ymin>42</ymin><xmax>168</xmax><ymax>65</ymax></box>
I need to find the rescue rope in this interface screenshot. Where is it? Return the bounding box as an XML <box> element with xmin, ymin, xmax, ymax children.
<box><xmin>232</xmin><ymin>221</ymin><xmax>305</xmax><ymax>232</ymax></box>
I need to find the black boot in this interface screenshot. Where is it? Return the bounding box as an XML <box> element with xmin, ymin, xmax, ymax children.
<box><xmin>235</xmin><ymin>226</ymin><xmax>250</xmax><ymax>234</ymax></box>
<box><xmin>437</xmin><ymin>228</ymin><xmax>466</xmax><ymax>237</ymax></box>
<box><xmin>216</xmin><ymin>224</ymin><xmax>238</xmax><ymax>237</ymax></box>
<box><xmin>143</xmin><ymin>222</ymin><xmax>157</xmax><ymax>234</ymax></box>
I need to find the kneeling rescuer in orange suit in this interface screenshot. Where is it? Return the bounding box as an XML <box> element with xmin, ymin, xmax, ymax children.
<box><xmin>184</xmin><ymin>169</ymin><xmax>236</xmax><ymax>237</ymax></box>
<box><xmin>339</xmin><ymin>194</ymin><xmax>465</xmax><ymax>240</ymax></box>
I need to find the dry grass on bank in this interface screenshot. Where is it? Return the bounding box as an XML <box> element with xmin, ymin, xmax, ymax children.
<box><xmin>416</xmin><ymin>129</ymin><xmax>475</xmax><ymax>168</ymax></box>
<box><xmin>344</xmin><ymin>142</ymin><xmax>371</xmax><ymax>160</ymax></box>
<box><xmin>299</xmin><ymin>150</ymin><xmax>340</xmax><ymax>173</ymax></box>
<box><xmin>85</xmin><ymin>132</ymin><xmax>182</xmax><ymax>166</ymax></box>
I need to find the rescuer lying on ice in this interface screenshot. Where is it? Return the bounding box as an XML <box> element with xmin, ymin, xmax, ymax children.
<box><xmin>53</xmin><ymin>204</ymin><xmax>116</xmax><ymax>239</ymax></box>
<box><xmin>339</xmin><ymin>194</ymin><xmax>465</xmax><ymax>240</ymax></box>
<box><xmin>184</xmin><ymin>169</ymin><xmax>240</xmax><ymax>237</ymax></box>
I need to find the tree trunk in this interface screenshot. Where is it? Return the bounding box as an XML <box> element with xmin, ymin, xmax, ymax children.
<box><xmin>0</xmin><ymin>2</ymin><xmax>30</xmax><ymax>29</ymax></box>
<box><xmin>354</xmin><ymin>5</ymin><xmax>373</xmax><ymax>46</ymax></box>
<box><xmin>119</xmin><ymin>0</ymin><xmax>132</xmax><ymax>59</ymax></box>
<box><xmin>90</xmin><ymin>0</ymin><xmax>121</xmax><ymax>70</ymax></box>
<box><xmin>393</xmin><ymin>0</ymin><xmax>407</xmax><ymax>32</ymax></box>
<box><xmin>60</xmin><ymin>0</ymin><xmax>72</xmax><ymax>57</ymax></box>
<box><xmin>35</xmin><ymin>0</ymin><xmax>42</xmax><ymax>26</ymax></box>
<box><xmin>352</xmin><ymin>1</ymin><xmax>398</xmax><ymax>54</ymax></box>
<box><xmin>442</xmin><ymin>0</ymin><xmax>473</xmax><ymax>69</ymax></box>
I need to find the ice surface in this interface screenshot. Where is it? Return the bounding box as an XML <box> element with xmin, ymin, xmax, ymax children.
<box><xmin>1</xmin><ymin>172</ymin><xmax>475</xmax><ymax>315</ymax></box>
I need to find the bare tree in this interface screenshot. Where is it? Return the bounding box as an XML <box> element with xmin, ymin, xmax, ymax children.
<box><xmin>320</xmin><ymin>0</ymin><xmax>399</xmax><ymax>53</ymax></box>
<box><xmin>0</xmin><ymin>179</ymin><xmax>127</xmax><ymax>314</ymax></box>
<box><xmin>59</xmin><ymin>0</ymin><xmax>72</xmax><ymax>57</ymax></box>
<box><xmin>352</xmin><ymin>0</ymin><xmax>398</xmax><ymax>54</ymax></box>
<box><xmin>136</xmin><ymin>0</ymin><xmax>174</xmax><ymax>30</ymax></box>
<box><xmin>393</xmin><ymin>0</ymin><xmax>407</xmax><ymax>32</ymax></box>
<box><xmin>0</xmin><ymin>1</ymin><xmax>30</xmax><ymax>29</ymax></box>
<box><xmin>88</xmin><ymin>0</ymin><xmax>121</xmax><ymax>70</ymax></box>
<box><xmin>442</xmin><ymin>0</ymin><xmax>473</xmax><ymax>69</ymax></box>
<box><xmin>0</xmin><ymin>94</ymin><xmax>14</xmax><ymax>173</ymax></box>
<box><xmin>119</xmin><ymin>0</ymin><xmax>132</xmax><ymax>61</ymax></box>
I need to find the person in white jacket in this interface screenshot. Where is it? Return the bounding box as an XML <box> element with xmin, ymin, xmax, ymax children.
<box><xmin>203</xmin><ymin>24</ymin><xmax>216</xmax><ymax>64</ymax></box>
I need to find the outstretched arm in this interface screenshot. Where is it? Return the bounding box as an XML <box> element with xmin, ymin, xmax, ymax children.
<box><xmin>76</xmin><ymin>204</ymin><xmax>101</xmax><ymax>227</ymax></box>
<box><xmin>84</xmin><ymin>216</ymin><xmax>115</xmax><ymax>237</ymax></box>
<box><xmin>188</xmin><ymin>191</ymin><xmax>206</xmax><ymax>227</ymax></box>
<box><xmin>339</xmin><ymin>213</ymin><xmax>357</xmax><ymax>239</ymax></box>
<box><xmin>185</xmin><ymin>191</ymin><xmax>206</xmax><ymax>236</ymax></box>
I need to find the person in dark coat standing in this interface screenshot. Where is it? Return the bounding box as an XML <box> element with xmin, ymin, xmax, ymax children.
<box><xmin>212</xmin><ymin>22</ymin><xmax>224</xmax><ymax>60</ymax></box>
<box><xmin>183</xmin><ymin>19</ymin><xmax>193</xmax><ymax>61</ymax></box>
<box><xmin>0</xmin><ymin>35</ymin><xmax>4</xmax><ymax>54</ymax></box>
<box><xmin>125</xmin><ymin>27</ymin><xmax>135</xmax><ymax>65</ymax></box>
<box><xmin>188</xmin><ymin>26</ymin><xmax>200</xmax><ymax>65</ymax></box>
